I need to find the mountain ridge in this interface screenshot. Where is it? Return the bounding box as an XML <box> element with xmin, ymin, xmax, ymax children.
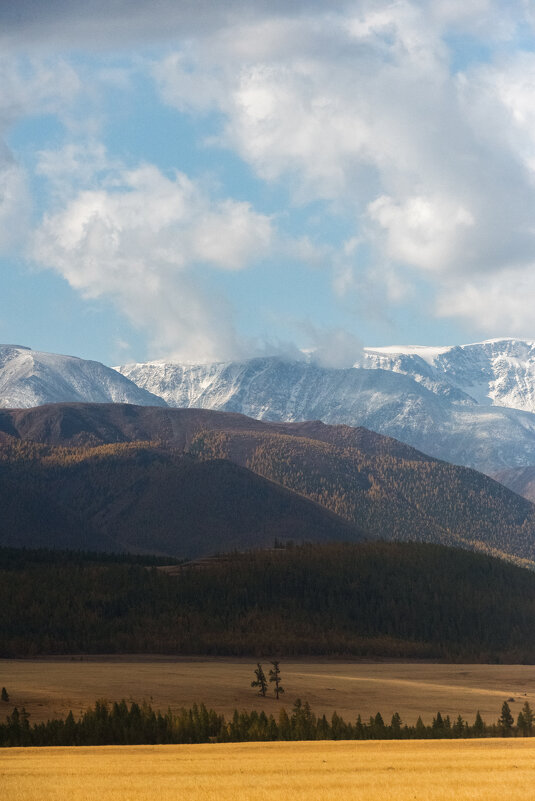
<box><xmin>117</xmin><ymin>350</ymin><xmax>535</xmax><ymax>474</ymax></box>
<box><xmin>0</xmin><ymin>344</ymin><xmax>166</xmax><ymax>409</ymax></box>
<box><xmin>1</xmin><ymin>402</ymin><xmax>534</xmax><ymax>565</ymax></box>
<box><xmin>5</xmin><ymin>340</ymin><xmax>535</xmax><ymax>474</ymax></box>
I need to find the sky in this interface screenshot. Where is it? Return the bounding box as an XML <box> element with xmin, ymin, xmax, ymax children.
<box><xmin>2</xmin><ymin>1</ymin><xmax>535</xmax><ymax>366</ymax></box>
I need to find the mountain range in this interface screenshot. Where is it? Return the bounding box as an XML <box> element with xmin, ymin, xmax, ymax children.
<box><xmin>0</xmin><ymin>344</ymin><xmax>165</xmax><ymax>409</ymax></box>
<box><xmin>4</xmin><ymin>339</ymin><xmax>535</xmax><ymax>476</ymax></box>
<box><xmin>1</xmin><ymin>402</ymin><xmax>535</xmax><ymax>564</ymax></box>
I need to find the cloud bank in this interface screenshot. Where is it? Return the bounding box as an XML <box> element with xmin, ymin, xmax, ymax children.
<box><xmin>153</xmin><ymin>1</ymin><xmax>535</xmax><ymax>338</ymax></box>
<box><xmin>34</xmin><ymin>161</ymin><xmax>273</xmax><ymax>362</ymax></box>
<box><xmin>5</xmin><ymin>0</ymin><xmax>535</xmax><ymax>362</ymax></box>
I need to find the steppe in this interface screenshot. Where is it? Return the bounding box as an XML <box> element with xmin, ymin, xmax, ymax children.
<box><xmin>2</xmin><ymin>740</ymin><xmax>535</xmax><ymax>801</ymax></box>
<box><xmin>1</xmin><ymin>657</ymin><xmax>533</xmax><ymax>725</ymax></box>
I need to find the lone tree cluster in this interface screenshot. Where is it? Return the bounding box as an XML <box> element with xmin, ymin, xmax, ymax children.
<box><xmin>252</xmin><ymin>662</ymin><xmax>284</xmax><ymax>699</ymax></box>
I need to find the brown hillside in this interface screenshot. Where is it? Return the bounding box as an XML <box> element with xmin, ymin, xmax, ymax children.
<box><xmin>1</xmin><ymin>403</ymin><xmax>535</xmax><ymax>563</ymax></box>
<box><xmin>0</xmin><ymin>440</ymin><xmax>365</xmax><ymax>557</ymax></box>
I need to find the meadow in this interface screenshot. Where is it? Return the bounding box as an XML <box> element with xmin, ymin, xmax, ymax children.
<box><xmin>1</xmin><ymin>657</ymin><xmax>534</xmax><ymax>725</ymax></box>
<box><xmin>2</xmin><ymin>739</ymin><xmax>535</xmax><ymax>801</ymax></box>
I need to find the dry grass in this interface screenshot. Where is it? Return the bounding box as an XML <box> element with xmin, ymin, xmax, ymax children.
<box><xmin>1</xmin><ymin>657</ymin><xmax>534</xmax><ymax>725</ymax></box>
<box><xmin>2</xmin><ymin>739</ymin><xmax>535</xmax><ymax>801</ymax></box>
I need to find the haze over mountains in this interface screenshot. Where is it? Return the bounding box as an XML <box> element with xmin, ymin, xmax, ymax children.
<box><xmin>4</xmin><ymin>340</ymin><xmax>535</xmax><ymax>475</ymax></box>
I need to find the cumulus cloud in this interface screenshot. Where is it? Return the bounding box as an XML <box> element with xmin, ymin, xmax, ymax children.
<box><xmin>0</xmin><ymin>55</ymin><xmax>80</xmax><ymax>252</ymax></box>
<box><xmin>33</xmin><ymin>160</ymin><xmax>273</xmax><ymax>361</ymax></box>
<box><xmin>7</xmin><ymin>0</ymin><xmax>535</xmax><ymax>356</ymax></box>
<box><xmin>152</xmin><ymin>0</ymin><xmax>535</xmax><ymax>336</ymax></box>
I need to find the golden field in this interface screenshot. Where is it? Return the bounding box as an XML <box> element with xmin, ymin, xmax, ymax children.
<box><xmin>1</xmin><ymin>657</ymin><xmax>534</xmax><ymax>725</ymax></box>
<box><xmin>2</xmin><ymin>739</ymin><xmax>535</xmax><ymax>801</ymax></box>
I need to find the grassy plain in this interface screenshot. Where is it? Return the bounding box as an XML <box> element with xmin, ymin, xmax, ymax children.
<box><xmin>1</xmin><ymin>657</ymin><xmax>534</xmax><ymax>725</ymax></box>
<box><xmin>2</xmin><ymin>739</ymin><xmax>535</xmax><ymax>801</ymax></box>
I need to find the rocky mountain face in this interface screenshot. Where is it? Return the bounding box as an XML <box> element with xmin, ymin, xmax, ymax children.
<box><xmin>117</xmin><ymin>348</ymin><xmax>535</xmax><ymax>474</ymax></box>
<box><xmin>360</xmin><ymin>338</ymin><xmax>535</xmax><ymax>413</ymax></box>
<box><xmin>0</xmin><ymin>344</ymin><xmax>166</xmax><ymax>409</ymax></box>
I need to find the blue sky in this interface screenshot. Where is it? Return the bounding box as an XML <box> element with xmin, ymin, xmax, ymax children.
<box><xmin>1</xmin><ymin>1</ymin><xmax>535</xmax><ymax>365</ymax></box>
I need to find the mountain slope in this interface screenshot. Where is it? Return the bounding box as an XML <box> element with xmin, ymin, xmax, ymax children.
<box><xmin>361</xmin><ymin>338</ymin><xmax>535</xmax><ymax>412</ymax></box>
<box><xmin>0</xmin><ymin>344</ymin><xmax>166</xmax><ymax>409</ymax></box>
<box><xmin>492</xmin><ymin>466</ymin><xmax>535</xmax><ymax>504</ymax></box>
<box><xmin>3</xmin><ymin>340</ymin><xmax>535</xmax><ymax>474</ymax></box>
<box><xmin>117</xmin><ymin>355</ymin><xmax>535</xmax><ymax>473</ymax></box>
<box><xmin>1</xmin><ymin>402</ymin><xmax>534</xmax><ymax>564</ymax></box>
<box><xmin>0</xmin><ymin>439</ymin><xmax>365</xmax><ymax>557</ymax></box>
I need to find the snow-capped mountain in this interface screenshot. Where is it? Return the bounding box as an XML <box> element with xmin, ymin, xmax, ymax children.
<box><xmin>116</xmin><ymin>348</ymin><xmax>535</xmax><ymax>474</ymax></box>
<box><xmin>360</xmin><ymin>338</ymin><xmax>535</xmax><ymax>413</ymax></box>
<box><xmin>0</xmin><ymin>344</ymin><xmax>166</xmax><ymax>409</ymax></box>
<box><xmin>4</xmin><ymin>338</ymin><xmax>535</xmax><ymax>475</ymax></box>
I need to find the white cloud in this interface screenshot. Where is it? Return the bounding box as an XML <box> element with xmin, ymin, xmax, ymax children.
<box><xmin>367</xmin><ymin>194</ymin><xmax>475</xmax><ymax>273</ymax></box>
<box><xmin>152</xmin><ymin>1</ymin><xmax>535</xmax><ymax>336</ymax></box>
<box><xmin>0</xmin><ymin>159</ymin><xmax>31</xmax><ymax>254</ymax></box>
<box><xmin>33</xmin><ymin>161</ymin><xmax>273</xmax><ymax>361</ymax></box>
<box><xmin>0</xmin><ymin>55</ymin><xmax>80</xmax><ymax>252</ymax></box>
<box><xmin>307</xmin><ymin>327</ymin><xmax>364</xmax><ymax>369</ymax></box>
<box><xmin>6</xmin><ymin>0</ymin><xmax>535</xmax><ymax>350</ymax></box>
<box><xmin>437</xmin><ymin>266</ymin><xmax>535</xmax><ymax>337</ymax></box>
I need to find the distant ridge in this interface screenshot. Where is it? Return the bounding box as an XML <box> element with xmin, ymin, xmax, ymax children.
<box><xmin>5</xmin><ymin>340</ymin><xmax>535</xmax><ymax>473</ymax></box>
<box><xmin>117</xmin><ymin>344</ymin><xmax>535</xmax><ymax>473</ymax></box>
<box><xmin>1</xmin><ymin>402</ymin><xmax>535</xmax><ymax>564</ymax></box>
<box><xmin>0</xmin><ymin>344</ymin><xmax>166</xmax><ymax>409</ymax></box>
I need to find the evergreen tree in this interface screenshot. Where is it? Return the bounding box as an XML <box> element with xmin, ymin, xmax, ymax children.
<box><xmin>499</xmin><ymin>701</ymin><xmax>514</xmax><ymax>737</ymax></box>
<box><xmin>251</xmin><ymin>663</ymin><xmax>268</xmax><ymax>697</ymax></box>
<box><xmin>415</xmin><ymin>716</ymin><xmax>427</xmax><ymax>738</ymax></box>
<box><xmin>473</xmin><ymin>711</ymin><xmax>486</xmax><ymax>736</ymax></box>
<box><xmin>278</xmin><ymin>708</ymin><xmax>291</xmax><ymax>739</ymax></box>
<box><xmin>432</xmin><ymin>711</ymin><xmax>444</xmax><ymax>736</ymax></box>
<box><xmin>269</xmin><ymin>661</ymin><xmax>284</xmax><ymax>699</ymax></box>
<box><xmin>390</xmin><ymin>712</ymin><xmax>402</xmax><ymax>738</ymax></box>
<box><xmin>452</xmin><ymin>714</ymin><xmax>466</xmax><ymax>738</ymax></box>
<box><xmin>521</xmin><ymin>701</ymin><xmax>534</xmax><ymax>735</ymax></box>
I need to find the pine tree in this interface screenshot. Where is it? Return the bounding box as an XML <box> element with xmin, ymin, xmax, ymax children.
<box><xmin>251</xmin><ymin>663</ymin><xmax>268</xmax><ymax>697</ymax></box>
<box><xmin>390</xmin><ymin>712</ymin><xmax>402</xmax><ymax>738</ymax></box>
<box><xmin>499</xmin><ymin>701</ymin><xmax>514</xmax><ymax>737</ymax></box>
<box><xmin>415</xmin><ymin>716</ymin><xmax>427</xmax><ymax>738</ymax></box>
<box><xmin>521</xmin><ymin>701</ymin><xmax>534</xmax><ymax>735</ymax></box>
<box><xmin>269</xmin><ymin>661</ymin><xmax>284</xmax><ymax>699</ymax></box>
<box><xmin>473</xmin><ymin>710</ymin><xmax>486</xmax><ymax>736</ymax></box>
<box><xmin>452</xmin><ymin>714</ymin><xmax>465</xmax><ymax>738</ymax></box>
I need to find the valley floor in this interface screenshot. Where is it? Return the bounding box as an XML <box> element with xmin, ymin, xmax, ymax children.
<box><xmin>1</xmin><ymin>658</ymin><xmax>534</xmax><ymax>725</ymax></box>
<box><xmin>2</xmin><ymin>739</ymin><xmax>535</xmax><ymax>801</ymax></box>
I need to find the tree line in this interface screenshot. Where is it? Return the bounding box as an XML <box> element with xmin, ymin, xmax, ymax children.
<box><xmin>0</xmin><ymin>698</ymin><xmax>532</xmax><ymax>748</ymax></box>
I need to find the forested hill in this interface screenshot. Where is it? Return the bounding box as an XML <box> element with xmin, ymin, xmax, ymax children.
<box><xmin>1</xmin><ymin>402</ymin><xmax>534</xmax><ymax>564</ymax></box>
<box><xmin>0</xmin><ymin>441</ymin><xmax>364</xmax><ymax>557</ymax></box>
<box><xmin>2</xmin><ymin>542</ymin><xmax>535</xmax><ymax>662</ymax></box>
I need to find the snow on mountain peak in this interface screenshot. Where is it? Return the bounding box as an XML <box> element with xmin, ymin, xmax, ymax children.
<box><xmin>0</xmin><ymin>344</ymin><xmax>167</xmax><ymax>409</ymax></box>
